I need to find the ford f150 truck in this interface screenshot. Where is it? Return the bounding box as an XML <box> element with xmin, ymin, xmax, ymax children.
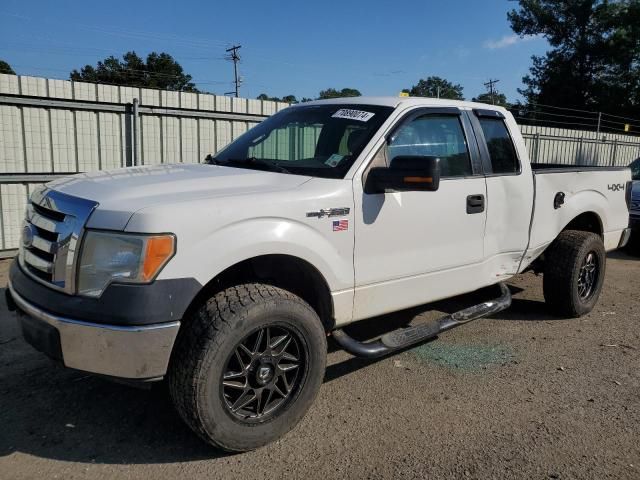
<box><xmin>6</xmin><ymin>97</ymin><xmax>633</xmax><ymax>452</ymax></box>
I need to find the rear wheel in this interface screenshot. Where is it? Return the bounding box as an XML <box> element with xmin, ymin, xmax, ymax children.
<box><xmin>168</xmin><ymin>283</ymin><xmax>327</xmax><ymax>452</ymax></box>
<box><xmin>543</xmin><ymin>230</ymin><xmax>606</xmax><ymax>317</ymax></box>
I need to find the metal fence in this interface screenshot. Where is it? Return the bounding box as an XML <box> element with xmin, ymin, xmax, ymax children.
<box><xmin>1</xmin><ymin>73</ymin><xmax>640</xmax><ymax>255</ymax></box>
<box><xmin>519</xmin><ymin>124</ymin><xmax>640</xmax><ymax>167</ymax></box>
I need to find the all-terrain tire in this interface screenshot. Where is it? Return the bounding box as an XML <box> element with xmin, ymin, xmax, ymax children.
<box><xmin>543</xmin><ymin>230</ymin><xmax>606</xmax><ymax>318</ymax></box>
<box><xmin>168</xmin><ymin>283</ymin><xmax>327</xmax><ymax>452</ymax></box>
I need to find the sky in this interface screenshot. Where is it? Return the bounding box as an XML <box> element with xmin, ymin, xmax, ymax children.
<box><xmin>0</xmin><ymin>0</ymin><xmax>550</xmax><ymax>102</ymax></box>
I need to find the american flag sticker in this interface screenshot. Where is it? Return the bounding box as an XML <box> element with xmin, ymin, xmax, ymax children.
<box><xmin>332</xmin><ymin>219</ymin><xmax>349</xmax><ymax>232</ymax></box>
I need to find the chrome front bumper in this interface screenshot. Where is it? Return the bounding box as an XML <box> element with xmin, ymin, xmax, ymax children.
<box><xmin>8</xmin><ymin>280</ymin><xmax>180</xmax><ymax>380</ymax></box>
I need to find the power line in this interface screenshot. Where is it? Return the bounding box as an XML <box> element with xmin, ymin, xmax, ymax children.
<box><xmin>601</xmin><ymin>111</ymin><xmax>640</xmax><ymax>123</ymax></box>
<box><xmin>511</xmin><ymin>115</ymin><xmax>603</xmax><ymax>130</ymax></box>
<box><xmin>523</xmin><ymin>109</ymin><xmax>601</xmax><ymax>122</ymax></box>
<box><xmin>225</xmin><ymin>45</ymin><xmax>242</xmax><ymax>98</ymax></box>
<box><xmin>10</xmin><ymin>64</ymin><xmax>233</xmax><ymax>89</ymax></box>
<box><xmin>511</xmin><ymin>101</ymin><xmax>640</xmax><ymax>134</ymax></box>
<box><xmin>525</xmin><ymin>102</ymin><xmax>600</xmax><ymax>115</ymax></box>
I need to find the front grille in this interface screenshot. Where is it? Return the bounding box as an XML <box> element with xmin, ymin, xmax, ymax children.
<box><xmin>22</xmin><ymin>205</ymin><xmax>61</xmax><ymax>283</ymax></box>
<box><xmin>20</xmin><ymin>187</ymin><xmax>98</xmax><ymax>293</ymax></box>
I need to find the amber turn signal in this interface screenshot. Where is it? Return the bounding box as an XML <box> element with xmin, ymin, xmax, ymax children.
<box><xmin>142</xmin><ymin>235</ymin><xmax>176</xmax><ymax>281</ymax></box>
<box><xmin>403</xmin><ymin>176</ymin><xmax>433</xmax><ymax>184</ymax></box>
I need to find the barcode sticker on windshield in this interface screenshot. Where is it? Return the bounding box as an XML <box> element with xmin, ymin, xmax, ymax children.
<box><xmin>332</xmin><ymin>109</ymin><xmax>375</xmax><ymax>122</ymax></box>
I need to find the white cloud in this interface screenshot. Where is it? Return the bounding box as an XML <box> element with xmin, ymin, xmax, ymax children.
<box><xmin>484</xmin><ymin>34</ymin><xmax>541</xmax><ymax>50</ymax></box>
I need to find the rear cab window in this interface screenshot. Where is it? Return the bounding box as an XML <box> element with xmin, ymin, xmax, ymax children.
<box><xmin>477</xmin><ymin>115</ymin><xmax>520</xmax><ymax>175</ymax></box>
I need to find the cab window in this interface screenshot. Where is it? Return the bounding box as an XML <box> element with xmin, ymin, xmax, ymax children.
<box><xmin>478</xmin><ymin>118</ymin><xmax>520</xmax><ymax>174</ymax></box>
<box><xmin>388</xmin><ymin>115</ymin><xmax>472</xmax><ymax>178</ymax></box>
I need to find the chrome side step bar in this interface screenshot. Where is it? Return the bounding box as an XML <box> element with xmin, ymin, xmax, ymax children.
<box><xmin>332</xmin><ymin>283</ymin><xmax>512</xmax><ymax>359</ymax></box>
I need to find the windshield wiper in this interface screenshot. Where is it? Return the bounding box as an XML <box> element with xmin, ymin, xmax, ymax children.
<box><xmin>224</xmin><ymin>157</ymin><xmax>291</xmax><ymax>174</ymax></box>
<box><xmin>204</xmin><ymin>154</ymin><xmax>222</xmax><ymax>165</ymax></box>
<box><xmin>205</xmin><ymin>154</ymin><xmax>291</xmax><ymax>174</ymax></box>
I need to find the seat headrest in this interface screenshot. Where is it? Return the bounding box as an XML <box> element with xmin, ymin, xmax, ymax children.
<box><xmin>347</xmin><ymin>129</ymin><xmax>367</xmax><ymax>153</ymax></box>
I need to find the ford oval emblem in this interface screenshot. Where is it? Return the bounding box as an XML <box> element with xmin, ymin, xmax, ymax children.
<box><xmin>22</xmin><ymin>224</ymin><xmax>35</xmax><ymax>248</ymax></box>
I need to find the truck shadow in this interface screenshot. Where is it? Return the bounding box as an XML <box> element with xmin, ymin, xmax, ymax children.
<box><xmin>0</xmin><ymin>282</ymin><xmax>554</xmax><ymax>465</ymax></box>
<box><xmin>608</xmin><ymin>249</ymin><xmax>640</xmax><ymax>261</ymax></box>
<box><xmin>324</xmin><ymin>283</ymin><xmax>560</xmax><ymax>383</ymax></box>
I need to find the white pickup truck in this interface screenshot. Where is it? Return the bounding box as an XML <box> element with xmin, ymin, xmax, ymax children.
<box><xmin>6</xmin><ymin>97</ymin><xmax>632</xmax><ymax>451</ymax></box>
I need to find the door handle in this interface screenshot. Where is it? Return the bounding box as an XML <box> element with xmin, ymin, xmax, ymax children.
<box><xmin>466</xmin><ymin>194</ymin><xmax>485</xmax><ymax>214</ymax></box>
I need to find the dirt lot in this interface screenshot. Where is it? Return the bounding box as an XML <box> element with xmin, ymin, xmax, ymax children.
<box><xmin>0</xmin><ymin>253</ymin><xmax>639</xmax><ymax>480</ymax></box>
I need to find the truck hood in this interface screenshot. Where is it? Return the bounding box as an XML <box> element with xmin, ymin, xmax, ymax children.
<box><xmin>47</xmin><ymin>164</ymin><xmax>311</xmax><ymax>230</ymax></box>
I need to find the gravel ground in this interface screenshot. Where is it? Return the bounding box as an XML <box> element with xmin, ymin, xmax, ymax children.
<box><xmin>0</xmin><ymin>252</ymin><xmax>638</xmax><ymax>480</ymax></box>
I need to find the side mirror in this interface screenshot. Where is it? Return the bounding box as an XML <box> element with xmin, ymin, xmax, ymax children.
<box><xmin>365</xmin><ymin>156</ymin><xmax>441</xmax><ymax>194</ymax></box>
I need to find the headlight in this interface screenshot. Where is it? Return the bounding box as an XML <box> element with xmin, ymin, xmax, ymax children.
<box><xmin>77</xmin><ymin>231</ymin><xmax>175</xmax><ymax>297</ymax></box>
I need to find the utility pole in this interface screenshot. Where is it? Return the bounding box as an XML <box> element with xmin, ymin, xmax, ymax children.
<box><xmin>484</xmin><ymin>78</ymin><xmax>500</xmax><ymax>105</ymax></box>
<box><xmin>225</xmin><ymin>45</ymin><xmax>242</xmax><ymax>98</ymax></box>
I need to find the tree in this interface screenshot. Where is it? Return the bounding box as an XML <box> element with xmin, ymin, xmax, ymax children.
<box><xmin>0</xmin><ymin>60</ymin><xmax>15</xmax><ymax>75</ymax></box>
<box><xmin>508</xmin><ymin>0</ymin><xmax>640</xmax><ymax>116</ymax></box>
<box><xmin>472</xmin><ymin>91</ymin><xmax>510</xmax><ymax>107</ymax></box>
<box><xmin>317</xmin><ymin>87</ymin><xmax>362</xmax><ymax>99</ymax></box>
<box><xmin>596</xmin><ymin>0</ymin><xmax>640</xmax><ymax>116</ymax></box>
<box><xmin>70</xmin><ymin>51</ymin><xmax>198</xmax><ymax>91</ymax></box>
<box><xmin>257</xmin><ymin>93</ymin><xmax>298</xmax><ymax>103</ymax></box>
<box><xmin>404</xmin><ymin>76</ymin><xmax>464</xmax><ymax>100</ymax></box>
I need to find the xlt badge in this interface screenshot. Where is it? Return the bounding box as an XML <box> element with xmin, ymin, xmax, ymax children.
<box><xmin>306</xmin><ymin>208</ymin><xmax>350</xmax><ymax>219</ymax></box>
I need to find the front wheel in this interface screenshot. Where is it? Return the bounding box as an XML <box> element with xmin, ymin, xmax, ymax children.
<box><xmin>543</xmin><ymin>230</ymin><xmax>606</xmax><ymax>317</ymax></box>
<box><xmin>168</xmin><ymin>284</ymin><xmax>327</xmax><ymax>452</ymax></box>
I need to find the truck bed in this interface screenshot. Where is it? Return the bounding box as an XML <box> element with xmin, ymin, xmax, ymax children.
<box><xmin>521</xmin><ymin>166</ymin><xmax>631</xmax><ymax>271</ymax></box>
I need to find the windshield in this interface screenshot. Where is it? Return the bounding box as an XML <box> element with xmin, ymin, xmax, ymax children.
<box><xmin>209</xmin><ymin>104</ymin><xmax>394</xmax><ymax>178</ymax></box>
<box><xmin>631</xmin><ymin>158</ymin><xmax>640</xmax><ymax>181</ymax></box>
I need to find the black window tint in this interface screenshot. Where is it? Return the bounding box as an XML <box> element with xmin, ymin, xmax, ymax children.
<box><xmin>388</xmin><ymin>115</ymin><xmax>472</xmax><ymax>177</ymax></box>
<box><xmin>479</xmin><ymin>118</ymin><xmax>519</xmax><ymax>174</ymax></box>
<box><xmin>630</xmin><ymin>158</ymin><xmax>640</xmax><ymax>180</ymax></box>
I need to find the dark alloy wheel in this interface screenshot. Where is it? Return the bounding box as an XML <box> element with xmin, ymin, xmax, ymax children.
<box><xmin>577</xmin><ymin>251</ymin><xmax>599</xmax><ymax>300</ymax></box>
<box><xmin>222</xmin><ymin>325</ymin><xmax>306</xmax><ymax>422</ymax></box>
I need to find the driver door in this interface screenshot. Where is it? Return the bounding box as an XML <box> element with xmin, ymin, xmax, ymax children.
<box><xmin>352</xmin><ymin>108</ymin><xmax>488</xmax><ymax>320</ymax></box>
